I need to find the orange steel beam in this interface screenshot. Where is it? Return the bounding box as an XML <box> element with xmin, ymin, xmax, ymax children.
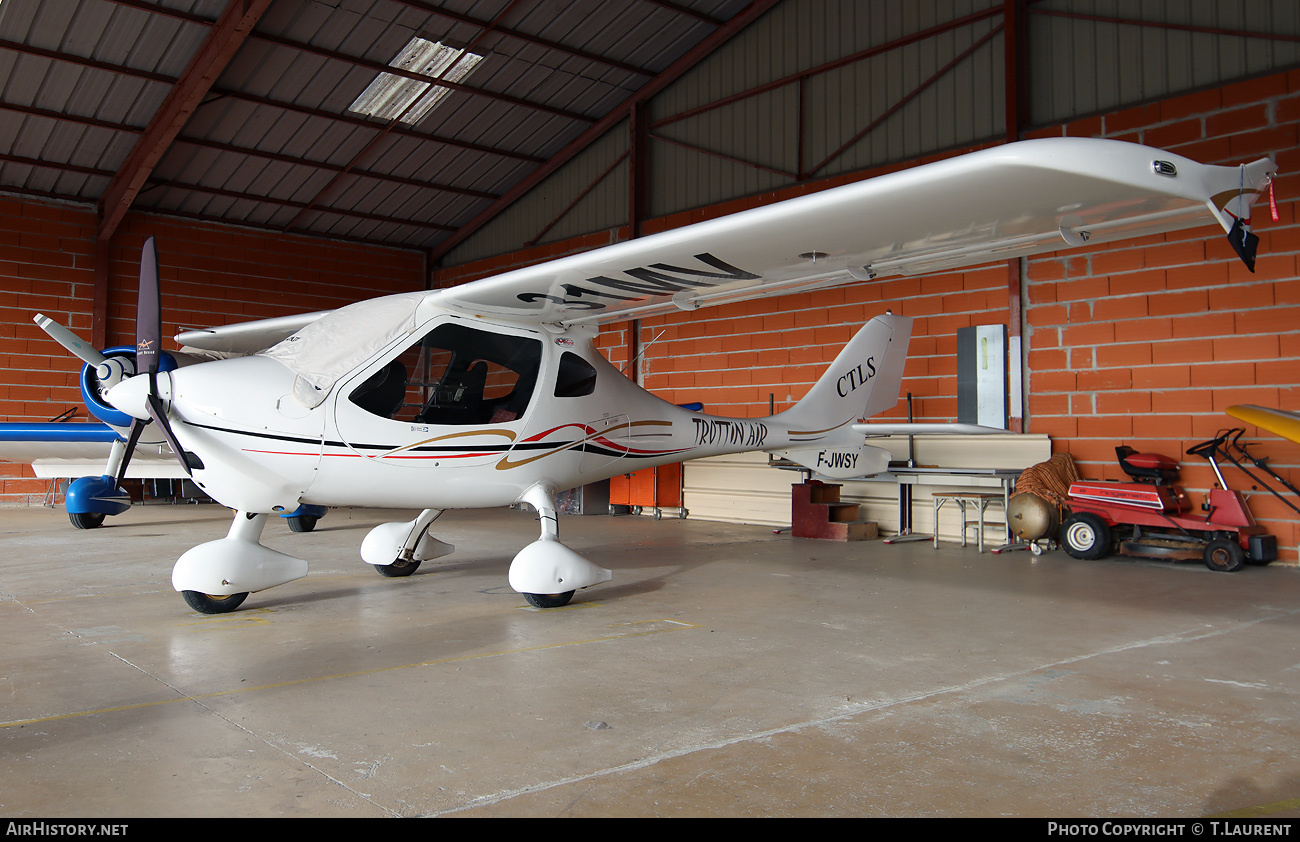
<box><xmin>96</xmin><ymin>0</ymin><xmax>273</xmax><ymax>243</ymax></box>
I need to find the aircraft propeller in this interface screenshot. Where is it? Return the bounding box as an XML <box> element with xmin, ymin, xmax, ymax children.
<box><xmin>129</xmin><ymin>237</ymin><xmax>202</xmax><ymax>475</ymax></box>
<box><xmin>32</xmin><ymin>238</ymin><xmax>201</xmax><ymax>528</ymax></box>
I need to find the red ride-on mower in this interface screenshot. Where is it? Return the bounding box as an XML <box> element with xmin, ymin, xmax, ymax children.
<box><xmin>1060</xmin><ymin>432</ymin><xmax>1278</xmax><ymax>572</ymax></box>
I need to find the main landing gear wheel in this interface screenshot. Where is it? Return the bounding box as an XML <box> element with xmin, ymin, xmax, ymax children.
<box><xmin>182</xmin><ymin>590</ymin><xmax>249</xmax><ymax>614</ymax></box>
<box><xmin>523</xmin><ymin>591</ymin><xmax>575</xmax><ymax>608</ymax></box>
<box><xmin>1060</xmin><ymin>512</ymin><xmax>1112</xmax><ymax>560</ymax></box>
<box><xmin>1203</xmin><ymin>538</ymin><xmax>1245</xmax><ymax>573</ymax></box>
<box><xmin>287</xmin><ymin>515</ymin><xmax>318</xmax><ymax>533</ymax></box>
<box><xmin>373</xmin><ymin>558</ymin><xmax>421</xmax><ymax>577</ymax></box>
<box><xmin>69</xmin><ymin>512</ymin><xmax>105</xmax><ymax>530</ymax></box>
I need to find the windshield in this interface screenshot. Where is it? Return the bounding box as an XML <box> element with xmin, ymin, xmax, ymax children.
<box><xmin>347</xmin><ymin>322</ymin><xmax>542</xmax><ymax>426</ymax></box>
<box><xmin>260</xmin><ymin>290</ymin><xmax>428</xmax><ymax>408</ymax></box>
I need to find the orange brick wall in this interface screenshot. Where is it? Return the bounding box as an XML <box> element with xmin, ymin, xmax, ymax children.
<box><xmin>1024</xmin><ymin>71</ymin><xmax>1300</xmax><ymax>562</ymax></box>
<box><xmin>629</xmin><ymin>264</ymin><xmax>1012</xmax><ymax>422</ymax></box>
<box><xmin>0</xmin><ymin>203</ymin><xmax>423</xmax><ymax>504</ymax></box>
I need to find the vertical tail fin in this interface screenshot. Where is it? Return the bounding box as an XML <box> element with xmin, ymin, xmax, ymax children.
<box><xmin>766</xmin><ymin>313</ymin><xmax>911</xmax><ymax>477</ymax></box>
<box><xmin>775</xmin><ymin>313</ymin><xmax>912</xmax><ymax>434</ymax></box>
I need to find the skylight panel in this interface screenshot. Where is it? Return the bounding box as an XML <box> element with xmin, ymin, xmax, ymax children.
<box><xmin>349</xmin><ymin>38</ymin><xmax>484</xmax><ymax>125</ymax></box>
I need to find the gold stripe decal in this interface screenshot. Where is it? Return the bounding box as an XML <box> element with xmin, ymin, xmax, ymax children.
<box><xmin>378</xmin><ymin>428</ymin><xmax>516</xmax><ymax>458</ymax></box>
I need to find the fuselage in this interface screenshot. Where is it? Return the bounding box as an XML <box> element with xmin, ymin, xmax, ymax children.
<box><xmin>115</xmin><ymin>303</ymin><xmax>852</xmax><ymax>515</ymax></box>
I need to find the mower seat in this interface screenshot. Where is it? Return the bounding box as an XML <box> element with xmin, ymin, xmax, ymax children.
<box><xmin>1116</xmin><ymin>446</ymin><xmax>1180</xmax><ymax>484</ymax></box>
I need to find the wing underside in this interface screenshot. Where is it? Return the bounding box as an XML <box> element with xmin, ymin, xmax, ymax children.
<box><xmin>0</xmin><ymin>423</ymin><xmax>188</xmax><ymax>479</ymax></box>
<box><xmin>430</xmin><ymin>138</ymin><xmax>1275</xmax><ymax>326</ymax></box>
<box><xmin>176</xmin><ymin>311</ymin><xmax>328</xmax><ymax>355</ymax></box>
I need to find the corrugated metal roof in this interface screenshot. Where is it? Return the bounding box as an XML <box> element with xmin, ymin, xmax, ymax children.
<box><xmin>0</xmin><ymin>0</ymin><xmax>755</xmax><ymax>250</ymax></box>
<box><xmin>4</xmin><ymin>0</ymin><xmax>1296</xmax><ymax>260</ymax></box>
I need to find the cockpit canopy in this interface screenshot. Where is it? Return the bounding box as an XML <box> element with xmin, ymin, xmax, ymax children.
<box><xmin>348</xmin><ymin>322</ymin><xmax>541</xmax><ymax>425</ymax></box>
<box><xmin>260</xmin><ymin>291</ymin><xmax>599</xmax><ymax>425</ymax></box>
<box><xmin>261</xmin><ymin>290</ymin><xmax>427</xmax><ymax>408</ymax></box>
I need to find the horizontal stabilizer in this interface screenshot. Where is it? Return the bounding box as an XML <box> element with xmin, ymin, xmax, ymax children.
<box><xmin>852</xmin><ymin>422</ymin><xmax>1012</xmax><ymax>436</ymax></box>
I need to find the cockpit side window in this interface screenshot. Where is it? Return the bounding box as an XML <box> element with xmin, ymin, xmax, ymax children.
<box><xmin>348</xmin><ymin>323</ymin><xmax>541</xmax><ymax>425</ymax></box>
<box><xmin>554</xmin><ymin>352</ymin><xmax>597</xmax><ymax>398</ymax></box>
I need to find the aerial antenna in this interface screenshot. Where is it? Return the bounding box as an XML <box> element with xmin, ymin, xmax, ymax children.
<box><xmin>620</xmin><ymin>327</ymin><xmax>666</xmax><ymax>375</ymax></box>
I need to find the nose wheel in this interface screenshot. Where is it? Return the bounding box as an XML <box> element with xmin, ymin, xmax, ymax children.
<box><xmin>373</xmin><ymin>558</ymin><xmax>421</xmax><ymax>577</ymax></box>
<box><xmin>522</xmin><ymin>591</ymin><xmax>575</xmax><ymax>608</ymax></box>
<box><xmin>181</xmin><ymin>590</ymin><xmax>249</xmax><ymax>614</ymax></box>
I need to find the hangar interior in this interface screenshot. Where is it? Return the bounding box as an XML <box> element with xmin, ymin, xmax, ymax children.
<box><xmin>2</xmin><ymin>0</ymin><xmax>1300</xmax><ymax>818</ymax></box>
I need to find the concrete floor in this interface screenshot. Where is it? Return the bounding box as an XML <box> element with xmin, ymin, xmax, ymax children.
<box><xmin>1</xmin><ymin>503</ymin><xmax>1299</xmax><ymax>818</ymax></box>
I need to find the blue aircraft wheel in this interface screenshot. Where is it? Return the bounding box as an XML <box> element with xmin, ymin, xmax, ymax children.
<box><xmin>182</xmin><ymin>590</ymin><xmax>248</xmax><ymax>614</ymax></box>
<box><xmin>523</xmin><ymin>591</ymin><xmax>574</xmax><ymax>608</ymax></box>
<box><xmin>287</xmin><ymin>515</ymin><xmax>318</xmax><ymax>533</ymax></box>
<box><xmin>373</xmin><ymin>559</ymin><xmax>420</xmax><ymax>577</ymax></box>
<box><xmin>69</xmin><ymin>511</ymin><xmax>106</xmax><ymax>530</ymax></box>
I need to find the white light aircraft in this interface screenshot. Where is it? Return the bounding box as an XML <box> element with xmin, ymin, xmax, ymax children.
<box><xmin>26</xmin><ymin>138</ymin><xmax>1274</xmax><ymax>613</ymax></box>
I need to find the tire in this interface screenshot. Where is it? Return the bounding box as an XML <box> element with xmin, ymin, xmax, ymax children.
<box><xmin>287</xmin><ymin>515</ymin><xmax>318</xmax><ymax>533</ymax></box>
<box><xmin>1060</xmin><ymin>512</ymin><xmax>1112</xmax><ymax>560</ymax></box>
<box><xmin>523</xmin><ymin>591</ymin><xmax>575</xmax><ymax>608</ymax></box>
<box><xmin>182</xmin><ymin>590</ymin><xmax>249</xmax><ymax>614</ymax></box>
<box><xmin>1204</xmin><ymin>538</ymin><xmax>1245</xmax><ymax>573</ymax></box>
<box><xmin>373</xmin><ymin>558</ymin><xmax>421</xmax><ymax>577</ymax></box>
<box><xmin>69</xmin><ymin>511</ymin><xmax>106</xmax><ymax>530</ymax></box>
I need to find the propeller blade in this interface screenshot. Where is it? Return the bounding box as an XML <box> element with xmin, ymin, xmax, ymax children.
<box><xmin>33</xmin><ymin>314</ymin><xmax>108</xmax><ymax>366</ymax></box>
<box><xmin>146</xmin><ymin>392</ymin><xmax>203</xmax><ymax>473</ymax></box>
<box><xmin>135</xmin><ymin>238</ymin><xmax>202</xmax><ymax>475</ymax></box>
<box><xmin>136</xmin><ymin>236</ymin><xmax>162</xmax><ymax>378</ymax></box>
<box><xmin>113</xmin><ymin>419</ymin><xmax>147</xmax><ymax>485</ymax></box>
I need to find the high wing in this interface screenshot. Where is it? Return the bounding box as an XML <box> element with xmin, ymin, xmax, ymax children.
<box><xmin>425</xmin><ymin>138</ymin><xmax>1274</xmax><ymax>326</ymax></box>
<box><xmin>175</xmin><ymin>137</ymin><xmax>1274</xmax><ymax>351</ymax></box>
<box><xmin>177</xmin><ymin>311</ymin><xmax>327</xmax><ymax>355</ymax></box>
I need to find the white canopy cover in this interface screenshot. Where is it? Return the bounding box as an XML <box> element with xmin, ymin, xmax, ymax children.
<box><xmin>261</xmin><ymin>290</ymin><xmax>428</xmax><ymax>408</ymax></box>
